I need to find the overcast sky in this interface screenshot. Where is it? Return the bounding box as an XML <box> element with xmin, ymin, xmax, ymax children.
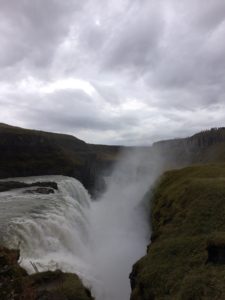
<box><xmin>0</xmin><ymin>0</ymin><xmax>225</xmax><ymax>145</ymax></box>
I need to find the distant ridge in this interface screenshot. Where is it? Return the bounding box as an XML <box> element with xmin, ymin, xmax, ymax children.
<box><xmin>1</xmin><ymin>123</ymin><xmax>225</xmax><ymax>193</ymax></box>
<box><xmin>0</xmin><ymin>123</ymin><xmax>120</xmax><ymax>195</ymax></box>
<box><xmin>154</xmin><ymin>127</ymin><xmax>225</xmax><ymax>147</ymax></box>
<box><xmin>153</xmin><ymin>127</ymin><xmax>225</xmax><ymax>168</ymax></box>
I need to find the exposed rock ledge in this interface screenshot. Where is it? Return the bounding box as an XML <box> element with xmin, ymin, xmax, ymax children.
<box><xmin>0</xmin><ymin>247</ymin><xmax>94</xmax><ymax>300</ymax></box>
<box><xmin>0</xmin><ymin>181</ymin><xmax>58</xmax><ymax>193</ymax></box>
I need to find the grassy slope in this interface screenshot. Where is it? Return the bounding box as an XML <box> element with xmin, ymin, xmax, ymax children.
<box><xmin>131</xmin><ymin>164</ymin><xmax>225</xmax><ymax>300</ymax></box>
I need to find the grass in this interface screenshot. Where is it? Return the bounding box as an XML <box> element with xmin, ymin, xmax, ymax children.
<box><xmin>130</xmin><ymin>164</ymin><xmax>225</xmax><ymax>300</ymax></box>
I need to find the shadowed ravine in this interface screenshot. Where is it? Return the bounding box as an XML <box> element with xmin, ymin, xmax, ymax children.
<box><xmin>0</xmin><ymin>149</ymin><xmax>162</xmax><ymax>300</ymax></box>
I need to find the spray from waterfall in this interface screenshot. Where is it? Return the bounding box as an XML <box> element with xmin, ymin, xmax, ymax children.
<box><xmin>88</xmin><ymin>148</ymin><xmax>163</xmax><ymax>299</ymax></box>
<box><xmin>0</xmin><ymin>148</ymin><xmax>164</xmax><ymax>300</ymax></box>
<box><xmin>1</xmin><ymin>176</ymin><xmax>93</xmax><ymax>281</ymax></box>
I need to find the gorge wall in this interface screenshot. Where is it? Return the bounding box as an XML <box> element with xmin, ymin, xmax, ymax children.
<box><xmin>0</xmin><ymin>123</ymin><xmax>120</xmax><ymax>196</ymax></box>
<box><xmin>2</xmin><ymin>123</ymin><xmax>225</xmax><ymax>197</ymax></box>
<box><xmin>130</xmin><ymin>164</ymin><xmax>225</xmax><ymax>299</ymax></box>
<box><xmin>153</xmin><ymin>127</ymin><xmax>225</xmax><ymax>169</ymax></box>
<box><xmin>1</xmin><ymin>124</ymin><xmax>225</xmax><ymax>299</ymax></box>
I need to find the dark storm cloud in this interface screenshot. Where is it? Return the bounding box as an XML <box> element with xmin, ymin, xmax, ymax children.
<box><xmin>0</xmin><ymin>0</ymin><xmax>225</xmax><ymax>144</ymax></box>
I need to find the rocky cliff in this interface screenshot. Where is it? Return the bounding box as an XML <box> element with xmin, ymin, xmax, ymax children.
<box><xmin>153</xmin><ymin>127</ymin><xmax>225</xmax><ymax>169</ymax></box>
<box><xmin>1</xmin><ymin>124</ymin><xmax>225</xmax><ymax>196</ymax></box>
<box><xmin>0</xmin><ymin>123</ymin><xmax>120</xmax><ymax>196</ymax></box>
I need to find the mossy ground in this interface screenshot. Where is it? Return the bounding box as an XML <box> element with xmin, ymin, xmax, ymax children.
<box><xmin>30</xmin><ymin>271</ymin><xmax>94</xmax><ymax>300</ymax></box>
<box><xmin>0</xmin><ymin>248</ymin><xmax>94</xmax><ymax>300</ymax></box>
<box><xmin>131</xmin><ymin>164</ymin><xmax>225</xmax><ymax>300</ymax></box>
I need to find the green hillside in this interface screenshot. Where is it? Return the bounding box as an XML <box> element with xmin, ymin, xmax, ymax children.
<box><xmin>130</xmin><ymin>164</ymin><xmax>225</xmax><ymax>300</ymax></box>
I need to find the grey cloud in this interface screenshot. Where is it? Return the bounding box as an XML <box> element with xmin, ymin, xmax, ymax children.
<box><xmin>2</xmin><ymin>89</ymin><xmax>141</xmax><ymax>137</ymax></box>
<box><xmin>0</xmin><ymin>0</ymin><xmax>88</xmax><ymax>79</ymax></box>
<box><xmin>0</xmin><ymin>0</ymin><xmax>225</xmax><ymax>145</ymax></box>
<box><xmin>85</xmin><ymin>0</ymin><xmax>225</xmax><ymax>95</ymax></box>
<box><xmin>80</xmin><ymin>21</ymin><xmax>106</xmax><ymax>51</ymax></box>
<box><xmin>184</xmin><ymin>0</ymin><xmax>225</xmax><ymax>31</ymax></box>
<box><xmin>102</xmin><ymin>1</ymin><xmax>164</xmax><ymax>73</ymax></box>
<box><xmin>148</xmin><ymin>85</ymin><xmax>225</xmax><ymax>115</ymax></box>
<box><xmin>92</xmin><ymin>83</ymin><xmax>123</xmax><ymax>105</ymax></box>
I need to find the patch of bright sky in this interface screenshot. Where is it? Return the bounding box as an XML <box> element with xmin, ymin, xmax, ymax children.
<box><xmin>94</xmin><ymin>18</ymin><xmax>101</xmax><ymax>26</ymax></box>
<box><xmin>15</xmin><ymin>76</ymin><xmax>96</xmax><ymax>97</ymax></box>
<box><xmin>120</xmin><ymin>98</ymin><xmax>149</xmax><ymax>111</ymax></box>
<box><xmin>41</xmin><ymin>78</ymin><xmax>96</xmax><ymax>96</ymax></box>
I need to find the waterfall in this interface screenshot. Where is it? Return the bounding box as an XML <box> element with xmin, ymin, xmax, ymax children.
<box><xmin>0</xmin><ymin>149</ymin><xmax>162</xmax><ymax>299</ymax></box>
<box><xmin>1</xmin><ymin>176</ymin><xmax>93</xmax><ymax>283</ymax></box>
<box><xmin>88</xmin><ymin>149</ymin><xmax>159</xmax><ymax>299</ymax></box>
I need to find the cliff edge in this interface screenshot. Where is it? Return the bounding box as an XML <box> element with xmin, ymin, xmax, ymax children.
<box><xmin>0</xmin><ymin>123</ymin><xmax>120</xmax><ymax>195</ymax></box>
<box><xmin>0</xmin><ymin>247</ymin><xmax>94</xmax><ymax>300</ymax></box>
<box><xmin>130</xmin><ymin>164</ymin><xmax>225</xmax><ymax>299</ymax></box>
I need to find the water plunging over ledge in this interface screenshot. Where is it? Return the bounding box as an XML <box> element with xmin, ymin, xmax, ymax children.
<box><xmin>0</xmin><ymin>150</ymin><xmax>162</xmax><ymax>299</ymax></box>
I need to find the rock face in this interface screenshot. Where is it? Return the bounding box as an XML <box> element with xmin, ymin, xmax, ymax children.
<box><xmin>130</xmin><ymin>164</ymin><xmax>225</xmax><ymax>300</ymax></box>
<box><xmin>153</xmin><ymin>127</ymin><xmax>225</xmax><ymax>169</ymax></box>
<box><xmin>24</xmin><ymin>187</ymin><xmax>55</xmax><ymax>194</ymax></box>
<box><xmin>0</xmin><ymin>247</ymin><xmax>94</xmax><ymax>300</ymax></box>
<box><xmin>1</xmin><ymin>124</ymin><xmax>225</xmax><ymax>196</ymax></box>
<box><xmin>0</xmin><ymin>181</ymin><xmax>58</xmax><ymax>192</ymax></box>
<box><xmin>0</xmin><ymin>123</ymin><xmax>120</xmax><ymax>196</ymax></box>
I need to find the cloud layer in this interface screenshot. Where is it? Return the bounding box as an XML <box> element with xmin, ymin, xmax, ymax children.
<box><xmin>0</xmin><ymin>0</ymin><xmax>225</xmax><ymax>145</ymax></box>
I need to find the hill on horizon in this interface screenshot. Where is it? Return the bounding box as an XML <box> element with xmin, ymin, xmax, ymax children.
<box><xmin>1</xmin><ymin>123</ymin><xmax>225</xmax><ymax>194</ymax></box>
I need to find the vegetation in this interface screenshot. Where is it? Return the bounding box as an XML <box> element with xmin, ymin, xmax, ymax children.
<box><xmin>0</xmin><ymin>247</ymin><xmax>94</xmax><ymax>300</ymax></box>
<box><xmin>130</xmin><ymin>164</ymin><xmax>225</xmax><ymax>300</ymax></box>
<box><xmin>0</xmin><ymin>247</ymin><xmax>31</xmax><ymax>300</ymax></box>
<box><xmin>30</xmin><ymin>271</ymin><xmax>94</xmax><ymax>300</ymax></box>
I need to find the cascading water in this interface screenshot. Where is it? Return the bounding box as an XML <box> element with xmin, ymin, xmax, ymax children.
<box><xmin>1</xmin><ymin>176</ymin><xmax>93</xmax><ymax>282</ymax></box>
<box><xmin>0</xmin><ymin>150</ymin><xmax>162</xmax><ymax>299</ymax></box>
<box><xmin>87</xmin><ymin>150</ymin><xmax>156</xmax><ymax>300</ymax></box>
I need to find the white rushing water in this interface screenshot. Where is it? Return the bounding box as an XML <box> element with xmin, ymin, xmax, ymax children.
<box><xmin>0</xmin><ymin>150</ymin><xmax>162</xmax><ymax>300</ymax></box>
<box><xmin>1</xmin><ymin>176</ymin><xmax>92</xmax><ymax>281</ymax></box>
